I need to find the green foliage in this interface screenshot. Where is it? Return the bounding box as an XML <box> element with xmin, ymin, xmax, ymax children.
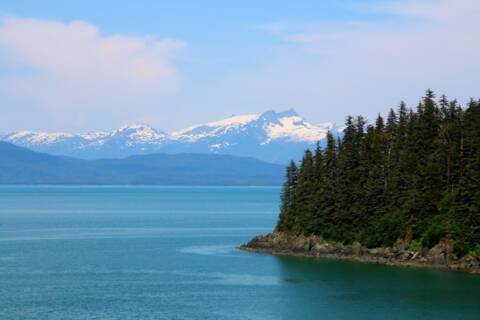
<box><xmin>469</xmin><ymin>245</ymin><xmax>480</xmax><ymax>257</ymax></box>
<box><xmin>420</xmin><ymin>215</ymin><xmax>451</xmax><ymax>248</ymax></box>
<box><xmin>326</xmin><ymin>239</ymin><xmax>342</xmax><ymax>246</ymax></box>
<box><xmin>409</xmin><ymin>240</ymin><xmax>423</xmax><ymax>252</ymax></box>
<box><xmin>454</xmin><ymin>240</ymin><xmax>471</xmax><ymax>256</ymax></box>
<box><xmin>363</xmin><ymin>210</ymin><xmax>408</xmax><ymax>248</ymax></box>
<box><xmin>276</xmin><ymin>91</ymin><xmax>480</xmax><ymax>255</ymax></box>
<box><xmin>438</xmin><ymin>192</ymin><xmax>455</xmax><ymax>215</ymax></box>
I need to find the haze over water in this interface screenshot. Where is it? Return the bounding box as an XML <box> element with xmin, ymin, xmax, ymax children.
<box><xmin>1</xmin><ymin>186</ymin><xmax>479</xmax><ymax>320</ymax></box>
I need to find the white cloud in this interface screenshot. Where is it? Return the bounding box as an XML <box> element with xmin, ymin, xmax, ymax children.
<box><xmin>0</xmin><ymin>17</ymin><xmax>185</xmax><ymax>131</ymax></box>
<box><xmin>378</xmin><ymin>0</ymin><xmax>480</xmax><ymax>21</ymax></box>
<box><xmin>1</xmin><ymin>2</ymin><xmax>478</xmax><ymax>133</ymax></box>
<box><xmin>225</xmin><ymin>0</ymin><xmax>480</xmax><ymax>125</ymax></box>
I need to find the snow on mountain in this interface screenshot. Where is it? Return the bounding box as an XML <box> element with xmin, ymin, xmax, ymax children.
<box><xmin>4</xmin><ymin>131</ymin><xmax>77</xmax><ymax>145</ymax></box>
<box><xmin>172</xmin><ymin>109</ymin><xmax>332</xmax><ymax>145</ymax></box>
<box><xmin>1</xmin><ymin>110</ymin><xmax>340</xmax><ymax>163</ymax></box>
<box><xmin>171</xmin><ymin>114</ymin><xmax>260</xmax><ymax>142</ymax></box>
<box><xmin>109</xmin><ymin>124</ymin><xmax>168</xmax><ymax>146</ymax></box>
<box><xmin>262</xmin><ymin>109</ymin><xmax>331</xmax><ymax>144</ymax></box>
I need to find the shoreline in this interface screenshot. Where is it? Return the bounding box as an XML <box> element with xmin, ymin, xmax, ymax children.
<box><xmin>240</xmin><ymin>232</ymin><xmax>480</xmax><ymax>274</ymax></box>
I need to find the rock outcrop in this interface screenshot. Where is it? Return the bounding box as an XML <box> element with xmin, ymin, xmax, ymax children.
<box><xmin>240</xmin><ymin>232</ymin><xmax>480</xmax><ymax>274</ymax></box>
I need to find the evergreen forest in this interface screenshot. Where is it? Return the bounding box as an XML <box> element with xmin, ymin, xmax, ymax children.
<box><xmin>276</xmin><ymin>90</ymin><xmax>480</xmax><ymax>255</ymax></box>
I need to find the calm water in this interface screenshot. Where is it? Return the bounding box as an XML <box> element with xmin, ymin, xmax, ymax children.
<box><xmin>1</xmin><ymin>187</ymin><xmax>479</xmax><ymax>320</ymax></box>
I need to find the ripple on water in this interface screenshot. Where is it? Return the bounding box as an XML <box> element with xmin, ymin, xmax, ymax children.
<box><xmin>178</xmin><ymin>244</ymin><xmax>238</xmax><ymax>256</ymax></box>
<box><xmin>179</xmin><ymin>271</ymin><xmax>282</xmax><ymax>286</ymax></box>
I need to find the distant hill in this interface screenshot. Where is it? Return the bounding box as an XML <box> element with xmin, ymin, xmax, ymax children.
<box><xmin>1</xmin><ymin>109</ymin><xmax>342</xmax><ymax>164</ymax></box>
<box><xmin>0</xmin><ymin>142</ymin><xmax>284</xmax><ymax>185</ymax></box>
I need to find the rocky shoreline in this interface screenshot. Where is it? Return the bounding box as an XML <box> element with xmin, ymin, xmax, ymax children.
<box><xmin>240</xmin><ymin>232</ymin><xmax>480</xmax><ymax>274</ymax></box>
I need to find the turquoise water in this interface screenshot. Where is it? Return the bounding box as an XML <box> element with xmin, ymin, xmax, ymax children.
<box><xmin>1</xmin><ymin>187</ymin><xmax>479</xmax><ymax>320</ymax></box>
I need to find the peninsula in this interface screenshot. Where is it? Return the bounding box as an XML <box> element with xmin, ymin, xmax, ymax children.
<box><xmin>242</xmin><ymin>91</ymin><xmax>480</xmax><ymax>273</ymax></box>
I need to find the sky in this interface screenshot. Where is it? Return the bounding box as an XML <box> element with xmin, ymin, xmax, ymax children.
<box><xmin>0</xmin><ymin>0</ymin><xmax>479</xmax><ymax>132</ymax></box>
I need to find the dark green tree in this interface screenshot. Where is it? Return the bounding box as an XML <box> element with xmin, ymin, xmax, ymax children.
<box><xmin>295</xmin><ymin>150</ymin><xmax>316</xmax><ymax>235</ymax></box>
<box><xmin>276</xmin><ymin>160</ymin><xmax>298</xmax><ymax>233</ymax></box>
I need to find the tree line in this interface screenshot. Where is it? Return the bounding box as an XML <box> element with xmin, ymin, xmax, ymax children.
<box><xmin>276</xmin><ymin>90</ymin><xmax>480</xmax><ymax>255</ymax></box>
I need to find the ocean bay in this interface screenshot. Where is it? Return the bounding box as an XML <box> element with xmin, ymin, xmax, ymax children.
<box><xmin>1</xmin><ymin>186</ymin><xmax>479</xmax><ymax>320</ymax></box>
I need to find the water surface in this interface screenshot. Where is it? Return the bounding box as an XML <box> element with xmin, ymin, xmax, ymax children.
<box><xmin>1</xmin><ymin>186</ymin><xmax>479</xmax><ymax>319</ymax></box>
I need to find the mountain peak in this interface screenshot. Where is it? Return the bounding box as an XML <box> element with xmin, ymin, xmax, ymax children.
<box><xmin>2</xmin><ymin>109</ymin><xmax>339</xmax><ymax>163</ymax></box>
<box><xmin>113</xmin><ymin>123</ymin><xmax>167</xmax><ymax>144</ymax></box>
<box><xmin>260</xmin><ymin>108</ymin><xmax>299</xmax><ymax>120</ymax></box>
<box><xmin>277</xmin><ymin>108</ymin><xmax>299</xmax><ymax>117</ymax></box>
<box><xmin>206</xmin><ymin>114</ymin><xmax>259</xmax><ymax>128</ymax></box>
<box><xmin>118</xmin><ymin>123</ymin><xmax>154</xmax><ymax>131</ymax></box>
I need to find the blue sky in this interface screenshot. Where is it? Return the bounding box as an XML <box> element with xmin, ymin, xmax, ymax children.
<box><xmin>0</xmin><ymin>0</ymin><xmax>479</xmax><ymax>132</ymax></box>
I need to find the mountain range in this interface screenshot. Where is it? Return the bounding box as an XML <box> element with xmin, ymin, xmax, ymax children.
<box><xmin>0</xmin><ymin>142</ymin><xmax>283</xmax><ymax>185</ymax></box>
<box><xmin>1</xmin><ymin>109</ymin><xmax>340</xmax><ymax>164</ymax></box>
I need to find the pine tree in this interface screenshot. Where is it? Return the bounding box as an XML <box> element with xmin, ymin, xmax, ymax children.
<box><xmin>385</xmin><ymin>109</ymin><xmax>398</xmax><ymax>207</ymax></box>
<box><xmin>420</xmin><ymin>90</ymin><xmax>443</xmax><ymax>204</ymax></box>
<box><xmin>295</xmin><ymin>150</ymin><xmax>316</xmax><ymax>235</ymax></box>
<box><xmin>322</xmin><ymin>132</ymin><xmax>338</xmax><ymax>239</ymax></box>
<box><xmin>276</xmin><ymin>161</ymin><xmax>298</xmax><ymax>233</ymax></box>
<box><xmin>312</xmin><ymin>143</ymin><xmax>327</xmax><ymax>234</ymax></box>
<box><xmin>334</xmin><ymin>116</ymin><xmax>361</xmax><ymax>242</ymax></box>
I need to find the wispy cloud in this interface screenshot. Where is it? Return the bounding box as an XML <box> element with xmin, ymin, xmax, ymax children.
<box><xmin>229</xmin><ymin>0</ymin><xmax>480</xmax><ymax>123</ymax></box>
<box><xmin>377</xmin><ymin>0</ymin><xmax>480</xmax><ymax>21</ymax></box>
<box><xmin>0</xmin><ymin>17</ymin><xmax>185</xmax><ymax>131</ymax></box>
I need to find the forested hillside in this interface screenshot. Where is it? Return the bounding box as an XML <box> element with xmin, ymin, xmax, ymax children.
<box><xmin>0</xmin><ymin>142</ymin><xmax>283</xmax><ymax>186</ymax></box>
<box><xmin>276</xmin><ymin>90</ymin><xmax>480</xmax><ymax>255</ymax></box>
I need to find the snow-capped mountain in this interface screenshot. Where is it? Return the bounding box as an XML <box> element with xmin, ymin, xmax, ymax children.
<box><xmin>1</xmin><ymin>109</ymin><xmax>340</xmax><ymax>163</ymax></box>
<box><xmin>2</xmin><ymin>124</ymin><xmax>169</xmax><ymax>159</ymax></box>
